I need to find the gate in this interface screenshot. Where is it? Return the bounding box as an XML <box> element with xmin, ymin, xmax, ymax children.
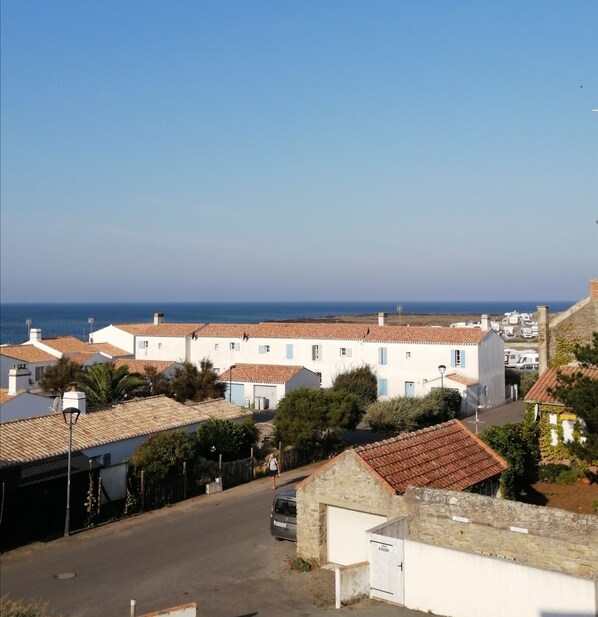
<box><xmin>368</xmin><ymin>518</ymin><xmax>407</xmax><ymax>605</ymax></box>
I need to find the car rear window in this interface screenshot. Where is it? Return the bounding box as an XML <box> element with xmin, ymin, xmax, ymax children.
<box><xmin>274</xmin><ymin>498</ymin><xmax>296</xmax><ymax>517</ymax></box>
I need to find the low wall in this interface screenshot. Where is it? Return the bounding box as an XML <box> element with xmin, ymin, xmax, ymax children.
<box><xmin>334</xmin><ymin>562</ymin><xmax>369</xmax><ymax>608</ymax></box>
<box><xmin>404</xmin><ymin>541</ymin><xmax>597</xmax><ymax>617</ymax></box>
<box><xmin>138</xmin><ymin>602</ymin><xmax>197</xmax><ymax>617</ymax></box>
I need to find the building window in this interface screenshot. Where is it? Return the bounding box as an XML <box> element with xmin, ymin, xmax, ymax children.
<box><xmin>406</xmin><ymin>352</ymin><xmax>411</xmax><ymax>359</ymax></box>
<box><xmin>158</xmin><ymin>343</ymin><xmax>162</xmax><ymax>350</ymax></box>
<box><xmin>340</xmin><ymin>347</ymin><xmax>352</xmax><ymax>357</ymax></box>
<box><xmin>215</xmin><ymin>343</ymin><xmax>219</xmax><ymax>350</ymax></box>
<box><xmin>35</xmin><ymin>366</ymin><xmax>45</xmax><ymax>381</ymax></box>
<box><xmin>286</xmin><ymin>344</ymin><xmax>294</xmax><ymax>360</ymax></box>
<box><xmin>259</xmin><ymin>345</ymin><xmax>271</xmax><ymax>354</ymax></box>
<box><xmin>230</xmin><ymin>342</ymin><xmax>240</xmax><ymax>351</ymax></box>
<box><xmin>378</xmin><ymin>378</ymin><xmax>388</xmax><ymax>396</ymax></box>
<box><xmin>103</xmin><ymin>453</ymin><xmax>111</xmax><ymax>467</ymax></box>
<box><xmin>138</xmin><ymin>340</ymin><xmax>149</xmax><ymax>349</ymax></box>
<box><xmin>451</xmin><ymin>349</ymin><xmax>466</xmax><ymax>368</ymax></box>
<box><xmin>312</xmin><ymin>345</ymin><xmax>321</xmax><ymax>361</ymax></box>
<box><xmin>378</xmin><ymin>347</ymin><xmax>388</xmax><ymax>365</ymax></box>
<box><xmin>315</xmin><ymin>371</ymin><xmax>322</xmax><ymax>384</ymax></box>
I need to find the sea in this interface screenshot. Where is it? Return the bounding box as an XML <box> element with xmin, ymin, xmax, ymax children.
<box><xmin>0</xmin><ymin>300</ymin><xmax>573</xmax><ymax>346</ymax></box>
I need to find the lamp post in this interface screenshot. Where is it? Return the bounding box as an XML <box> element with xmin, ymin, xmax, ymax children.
<box><xmin>438</xmin><ymin>364</ymin><xmax>446</xmax><ymax>415</ymax></box>
<box><xmin>63</xmin><ymin>406</ymin><xmax>81</xmax><ymax>536</ymax></box>
<box><xmin>229</xmin><ymin>365</ymin><xmax>236</xmax><ymax>402</ymax></box>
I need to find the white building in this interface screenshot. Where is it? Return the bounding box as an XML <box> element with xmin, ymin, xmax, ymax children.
<box><xmin>92</xmin><ymin>313</ymin><xmax>506</xmax><ymax>414</ymax></box>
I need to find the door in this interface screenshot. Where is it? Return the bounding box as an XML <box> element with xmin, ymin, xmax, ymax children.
<box><xmin>370</xmin><ymin>533</ymin><xmax>405</xmax><ymax>605</ymax></box>
<box><xmin>253</xmin><ymin>385</ymin><xmax>278</xmax><ymax>409</ymax></box>
<box><xmin>228</xmin><ymin>383</ymin><xmax>245</xmax><ymax>405</ymax></box>
<box><xmin>404</xmin><ymin>381</ymin><xmax>415</xmax><ymax>398</ymax></box>
<box><xmin>327</xmin><ymin>506</ymin><xmax>386</xmax><ymax>565</ymax></box>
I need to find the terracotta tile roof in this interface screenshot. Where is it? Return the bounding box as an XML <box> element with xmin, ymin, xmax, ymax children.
<box><xmin>87</xmin><ymin>343</ymin><xmax>131</xmax><ymax>357</ymax></box>
<box><xmin>0</xmin><ymin>389</ymin><xmax>13</xmax><ymax>405</ymax></box>
<box><xmin>219</xmin><ymin>363</ymin><xmax>305</xmax><ymax>383</ymax></box>
<box><xmin>252</xmin><ymin>322</ymin><xmax>371</xmax><ymax>341</ymax></box>
<box><xmin>115</xmin><ymin>323</ymin><xmax>204</xmax><ymax>337</ymax></box>
<box><xmin>41</xmin><ymin>336</ymin><xmax>90</xmax><ymax>352</ymax></box>
<box><xmin>354</xmin><ymin>420</ymin><xmax>507</xmax><ymax>494</ymax></box>
<box><xmin>525</xmin><ymin>366</ymin><xmax>598</xmax><ymax>405</ymax></box>
<box><xmin>68</xmin><ymin>352</ymin><xmax>98</xmax><ymax>364</ymax></box>
<box><xmin>0</xmin><ymin>345</ymin><xmax>56</xmax><ymax>363</ymax></box>
<box><xmin>0</xmin><ymin>396</ymin><xmax>249</xmax><ymax>467</ymax></box>
<box><xmin>113</xmin><ymin>359</ymin><xmax>178</xmax><ymax>374</ymax></box>
<box><xmin>192</xmin><ymin>324</ymin><xmax>257</xmax><ymax>338</ymax></box>
<box><xmin>364</xmin><ymin>325</ymin><xmax>487</xmax><ymax>345</ymax></box>
<box><xmin>445</xmin><ymin>373</ymin><xmax>479</xmax><ymax>387</ymax></box>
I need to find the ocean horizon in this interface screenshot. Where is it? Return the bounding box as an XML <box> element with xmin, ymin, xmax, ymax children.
<box><xmin>0</xmin><ymin>300</ymin><xmax>573</xmax><ymax>345</ymax></box>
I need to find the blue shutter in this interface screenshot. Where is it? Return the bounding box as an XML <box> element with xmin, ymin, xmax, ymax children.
<box><xmin>451</xmin><ymin>350</ymin><xmax>456</xmax><ymax>368</ymax></box>
<box><xmin>461</xmin><ymin>349</ymin><xmax>466</xmax><ymax>368</ymax></box>
<box><xmin>379</xmin><ymin>347</ymin><xmax>387</xmax><ymax>365</ymax></box>
<box><xmin>286</xmin><ymin>344</ymin><xmax>293</xmax><ymax>360</ymax></box>
<box><xmin>378</xmin><ymin>378</ymin><xmax>388</xmax><ymax>396</ymax></box>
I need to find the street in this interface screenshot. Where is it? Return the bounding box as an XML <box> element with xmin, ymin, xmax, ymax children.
<box><xmin>1</xmin><ymin>465</ymin><xmax>430</xmax><ymax>617</ymax></box>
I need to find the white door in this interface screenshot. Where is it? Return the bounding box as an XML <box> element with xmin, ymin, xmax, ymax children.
<box><xmin>253</xmin><ymin>385</ymin><xmax>278</xmax><ymax>409</ymax></box>
<box><xmin>327</xmin><ymin>506</ymin><xmax>386</xmax><ymax>565</ymax></box>
<box><xmin>370</xmin><ymin>532</ymin><xmax>405</xmax><ymax>604</ymax></box>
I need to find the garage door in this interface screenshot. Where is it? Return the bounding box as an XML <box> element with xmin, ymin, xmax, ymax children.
<box><xmin>327</xmin><ymin>506</ymin><xmax>386</xmax><ymax>565</ymax></box>
<box><xmin>253</xmin><ymin>385</ymin><xmax>278</xmax><ymax>409</ymax></box>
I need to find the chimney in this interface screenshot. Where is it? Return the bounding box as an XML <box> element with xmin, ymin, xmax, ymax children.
<box><xmin>590</xmin><ymin>279</ymin><xmax>598</xmax><ymax>301</ymax></box>
<box><xmin>29</xmin><ymin>328</ymin><xmax>42</xmax><ymax>343</ymax></box>
<box><xmin>62</xmin><ymin>386</ymin><xmax>86</xmax><ymax>416</ymax></box>
<box><xmin>378</xmin><ymin>312</ymin><xmax>387</xmax><ymax>326</ymax></box>
<box><xmin>153</xmin><ymin>312</ymin><xmax>165</xmax><ymax>325</ymax></box>
<box><xmin>537</xmin><ymin>305</ymin><xmax>550</xmax><ymax>375</ymax></box>
<box><xmin>481</xmin><ymin>314</ymin><xmax>491</xmax><ymax>331</ymax></box>
<box><xmin>8</xmin><ymin>364</ymin><xmax>31</xmax><ymax>395</ymax></box>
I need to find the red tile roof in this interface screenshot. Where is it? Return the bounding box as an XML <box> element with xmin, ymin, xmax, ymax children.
<box><xmin>446</xmin><ymin>373</ymin><xmax>479</xmax><ymax>387</ymax></box>
<box><xmin>113</xmin><ymin>359</ymin><xmax>178</xmax><ymax>374</ymax></box>
<box><xmin>194</xmin><ymin>324</ymin><xmax>256</xmax><ymax>338</ymax></box>
<box><xmin>355</xmin><ymin>420</ymin><xmax>507</xmax><ymax>494</ymax></box>
<box><xmin>525</xmin><ymin>366</ymin><xmax>598</xmax><ymax>404</ymax></box>
<box><xmin>0</xmin><ymin>345</ymin><xmax>56</xmax><ymax>363</ymax></box>
<box><xmin>115</xmin><ymin>323</ymin><xmax>204</xmax><ymax>337</ymax></box>
<box><xmin>0</xmin><ymin>396</ymin><xmax>250</xmax><ymax>466</ymax></box>
<box><xmin>219</xmin><ymin>363</ymin><xmax>305</xmax><ymax>383</ymax></box>
<box><xmin>364</xmin><ymin>325</ymin><xmax>487</xmax><ymax>345</ymax></box>
<box><xmin>41</xmin><ymin>336</ymin><xmax>90</xmax><ymax>352</ymax></box>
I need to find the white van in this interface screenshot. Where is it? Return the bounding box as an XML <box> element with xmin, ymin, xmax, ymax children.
<box><xmin>516</xmin><ymin>352</ymin><xmax>539</xmax><ymax>370</ymax></box>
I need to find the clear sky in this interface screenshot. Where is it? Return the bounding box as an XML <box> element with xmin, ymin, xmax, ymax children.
<box><xmin>1</xmin><ymin>1</ymin><xmax>596</xmax><ymax>303</ymax></box>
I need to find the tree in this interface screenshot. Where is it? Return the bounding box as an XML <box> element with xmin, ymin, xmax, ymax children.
<box><xmin>331</xmin><ymin>365</ymin><xmax>378</xmax><ymax>412</ymax></box>
<box><xmin>130</xmin><ymin>431</ymin><xmax>197</xmax><ymax>480</ymax></box>
<box><xmin>480</xmin><ymin>422</ymin><xmax>537</xmax><ymax>500</ymax></box>
<box><xmin>137</xmin><ymin>365</ymin><xmax>172</xmax><ymax>397</ymax></box>
<box><xmin>171</xmin><ymin>359</ymin><xmax>226</xmax><ymax>403</ymax></box>
<box><xmin>196</xmin><ymin>418</ymin><xmax>258</xmax><ymax>462</ymax></box>
<box><xmin>39</xmin><ymin>357</ymin><xmax>81</xmax><ymax>395</ymax></box>
<box><xmin>78</xmin><ymin>362</ymin><xmax>147</xmax><ymax>407</ymax></box>
<box><xmin>273</xmin><ymin>388</ymin><xmax>361</xmax><ymax>452</ymax></box>
<box><xmin>548</xmin><ymin>332</ymin><xmax>598</xmax><ymax>462</ymax></box>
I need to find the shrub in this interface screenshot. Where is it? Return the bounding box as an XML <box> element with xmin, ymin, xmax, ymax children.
<box><xmin>555</xmin><ymin>468</ymin><xmax>583</xmax><ymax>485</ymax></box>
<box><xmin>592</xmin><ymin>498</ymin><xmax>598</xmax><ymax>513</ymax></box>
<box><xmin>130</xmin><ymin>431</ymin><xmax>197</xmax><ymax>480</ymax></box>
<box><xmin>537</xmin><ymin>464</ymin><xmax>571</xmax><ymax>483</ymax></box>
<box><xmin>519</xmin><ymin>372</ymin><xmax>539</xmax><ymax>397</ymax></box>
<box><xmin>290</xmin><ymin>558</ymin><xmax>313</xmax><ymax>572</ymax></box>
<box><xmin>0</xmin><ymin>596</ymin><xmax>58</xmax><ymax>617</ymax></box>
<box><xmin>331</xmin><ymin>365</ymin><xmax>378</xmax><ymax>412</ymax></box>
<box><xmin>196</xmin><ymin>418</ymin><xmax>259</xmax><ymax>462</ymax></box>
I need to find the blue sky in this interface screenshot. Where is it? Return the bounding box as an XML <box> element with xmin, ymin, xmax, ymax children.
<box><xmin>1</xmin><ymin>1</ymin><xmax>596</xmax><ymax>302</ymax></box>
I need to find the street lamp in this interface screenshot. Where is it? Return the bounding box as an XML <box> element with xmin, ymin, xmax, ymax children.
<box><xmin>438</xmin><ymin>364</ymin><xmax>446</xmax><ymax>415</ymax></box>
<box><xmin>229</xmin><ymin>365</ymin><xmax>236</xmax><ymax>403</ymax></box>
<box><xmin>62</xmin><ymin>406</ymin><xmax>81</xmax><ymax>536</ymax></box>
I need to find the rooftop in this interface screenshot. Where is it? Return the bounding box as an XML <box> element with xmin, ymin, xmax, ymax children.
<box><xmin>219</xmin><ymin>363</ymin><xmax>307</xmax><ymax>383</ymax></box>
<box><xmin>525</xmin><ymin>365</ymin><xmax>598</xmax><ymax>405</ymax></box>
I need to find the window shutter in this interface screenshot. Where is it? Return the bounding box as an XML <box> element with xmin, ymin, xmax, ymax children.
<box><xmin>378</xmin><ymin>378</ymin><xmax>388</xmax><ymax>396</ymax></box>
<box><xmin>461</xmin><ymin>349</ymin><xmax>466</xmax><ymax>368</ymax></box>
<box><xmin>451</xmin><ymin>350</ymin><xmax>456</xmax><ymax>368</ymax></box>
<box><xmin>286</xmin><ymin>344</ymin><xmax>293</xmax><ymax>359</ymax></box>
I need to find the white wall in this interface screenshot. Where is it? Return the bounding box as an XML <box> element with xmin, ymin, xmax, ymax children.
<box><xmin>91</xmin><ymin>325</ymin><xmax>136</xmax><ymax>354</ymax></box>
<box><xmin>477</xmin><ymin>332</ymin><xmax>506</xmax><ymax>409</ymax></box>
<box><xmin>404</xmin><ymin>540</ymin><xmax>597</xmax><ymax>617</ymax></box>
<box><xmin>135</xmin><ymin>336</ymin><xmax>189</xmax><ymax>363</ymax></box>
<box><xmin>0</xmin><ymin>356</ymin><xmax>56</xmax><ymax>389</ymax></box>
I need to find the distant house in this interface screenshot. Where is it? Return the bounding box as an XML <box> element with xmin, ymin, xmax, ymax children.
<box><xmin>525</xmin><ymin>365</ymin><xmax>598</xmax><ymax>461</ymax></box>
<box><xmin>297</xmin><ymin>419</ymin><xmax>507</xmax><ymax>567</ymax></box>
<box><xmin>92</xmin><ymin>312</ymin><xmax>506</xmax><ymax>414</ymax></box>
<box><xmin>218</xmin><ymin>363</ymin><xmax>321</xmax><ymax>408</ymax></box>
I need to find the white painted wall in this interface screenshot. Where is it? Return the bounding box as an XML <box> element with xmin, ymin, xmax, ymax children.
<box><xmin>404</xmin><ymin>540</ymin><xmax>597</xmax><ymax>617</ymax></box>
<box><xmin>0</xmin><ymin>356</ymin><xmax>56</xmax><ymax>389</ymax></box>
<box><xmin>91</xmin><ymin>325</ymin><xmax>136</xmax><ymax>354</ymax></box>
<box><xmin>135</xmin><ymin>336</ymin><xmax>189</xmax><ymax>363</ymax></box>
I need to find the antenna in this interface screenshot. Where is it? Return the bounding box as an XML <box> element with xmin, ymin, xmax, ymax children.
<box><xmin>50</xmin><ymin>396</ymin><xmax>62</xmax><ymax>414</ymax></box>
<box><xmin>26</xmin><ymin>318</ymin><xmax>32</xmax><ymax>338</ymax></box>
<box><xmin>88</xmin><ymin>317</ymin><xmax>94</xmax><ymax>341</ymax></box>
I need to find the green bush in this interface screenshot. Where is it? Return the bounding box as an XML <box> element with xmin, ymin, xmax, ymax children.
<box><xmin>555</xmin><ymin>468</ymin><xmax>583</xmax><ymax>485</ymax></box>
<box><xmin>592</xmin><ymin>498</ymin><xmax>598</xmax><ymax>513</ymax></box>
<box><xmin>130</xmin><ymin>431</ymin><xmax>197</xmax><ymax>480</ymax></box>
<box><xmin>331</xmin><ymin>365</ymin><xmax>378</xmax><ymax>412</ymax></box>
<box><xmin>537</xmin><ymin>464</ymin><xmax>571</xmax><ymax>483</ymax></box>
<box><xmin>519</xmin><ymin>372</ymin><xmax>539</xmax><ymax>397</ymax></box>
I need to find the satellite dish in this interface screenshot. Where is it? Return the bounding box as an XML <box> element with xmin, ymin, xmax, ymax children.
<box><xmin>51</xmin><ymin>396</ymin><xmax>62</xmax><ymax>413</ymax></box>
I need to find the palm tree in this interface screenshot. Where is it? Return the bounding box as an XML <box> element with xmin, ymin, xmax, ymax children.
<box><xmin>171</xmin><ymin>359</ymin><xmax>226</xmax><ymax>403</ymax></box>
<box><xmin>78</xmin><ymin>362</ymin><xmax>147</xmax><ymax>407</ymax></box>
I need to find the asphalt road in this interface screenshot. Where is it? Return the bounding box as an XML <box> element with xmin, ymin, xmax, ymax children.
<box><xmin>1</xmin><ymin>466</ymin><xmax>431</xmax><ymax>617</ymax></box>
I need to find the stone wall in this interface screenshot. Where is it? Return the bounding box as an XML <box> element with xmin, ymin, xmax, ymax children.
<box><xmin>297</xmin><ymin>455</ymin><xmax>598</xmax><ymax>578</ymax></box>
<box><xmin>403</xmin><ymin>487</ymin><xmax>598</xmax><ymax>578</ymax></box>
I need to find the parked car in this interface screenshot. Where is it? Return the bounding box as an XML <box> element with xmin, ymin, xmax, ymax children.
<box><xmin>270</xmin><ymin>491</ymin><xmax>297</xmax><ymax>541</ymax></box>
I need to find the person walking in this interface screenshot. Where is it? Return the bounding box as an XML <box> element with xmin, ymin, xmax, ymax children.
<box><xmin>268</xmin><ymin>453</ymin><xmax>279</xmax><ymax>489</ymax></box>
